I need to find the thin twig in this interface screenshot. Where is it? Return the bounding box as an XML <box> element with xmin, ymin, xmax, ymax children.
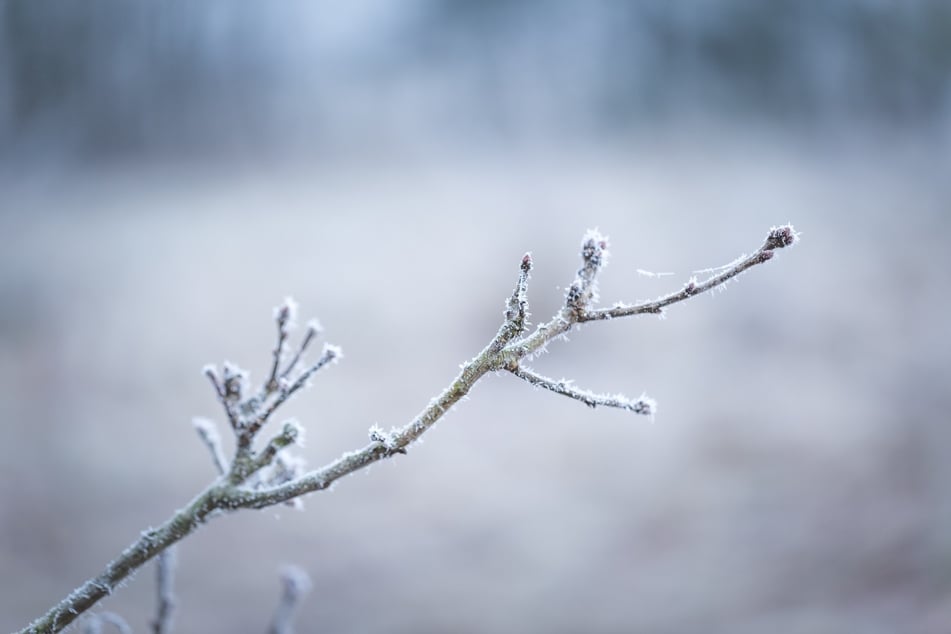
<box><xmin>204</xmin><ymin>366</ymin><xmax>239</xmax><ymax>431</ymax></box>
<box><xmin>81</xmin><ymin>613</ymin><xmax>131</xmax><ymax>634</ymax></box>
<box><xmin>192</xmin><ymin>418</ymin><xmax>228</xmax><ymax>475</ymax></box>
<box><xmin>242</xmin><ymin>345</ymin><xmax>340</xmax><ymax>444</ymax></box>
<box><xmin>504</xmin><ymin>253</ymin><xmax>532</xmax><ymax>331</ymax></box>
<box><xmin>266</xmin><ymin>300</ymin><xmax>294</xmax><ymax>393</ymax></box>
<box><xmin>267</xmin><ymin>566</ymin><xmax>312</xmax><ymax>634</ymax></box>
<box><xmin>280</xmin><ymin>321</ymin><xmax>320</xmax><ymax>381</ymax></box>
<box><xmin>150</xmin><ymin>549</ymin><xmax>177</xmax><ymax>634</ymax></box>
<box><xmin>509</xmin><ymin>364</ymin><xmax>655</xmax><ymax>415</ymax></box>
<box><xmin>240</xmin><ymin>421</ymin><xmax>301</xmax><ymax>480</ymax></box>
<box><xmin>566</xmin><ymin>229</ymin><xmax>608</xmax><ymax>314</ymax></box>
<box><xmin>581</xmin><ymin>225</ymin><xmax>798</xmax><ymax>321</ymax></box>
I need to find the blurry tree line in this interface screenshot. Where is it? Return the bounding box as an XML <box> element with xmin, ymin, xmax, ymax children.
<box><xmin>1</xmin><ymin>0</ymin><xmax>949</xmax><ymax>159</ymax></box>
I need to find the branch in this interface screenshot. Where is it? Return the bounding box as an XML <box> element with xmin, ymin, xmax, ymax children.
<box><xmin>192</xmin><ymin>418</ymin><xmax>228</xmax><ymax>475</ymax></box>
<box><xmin>150</xmin><ymin>549</ymin><xmax>177</xmax><ymax>634</ymax></box>
<box><xmin>581</xmin><ymin>225</ymin><xmax>798</xmax><ymax>321</ymax></box>
<box><xmin>510</xmin><ymin>364</ymin><xmax>655</xmax><ymax>415</ymax></box>
<box><xmin>19</xmin><ymin>225</ymin><xmax>796</xmax><ymax>633</ymax></box>
<box><xmin>280</xmin><ymin>320</ymin><xmax>321</xmax><ymax>382</ymax></box>
<box><xmin>80</xmin><ymin>613</ymin><xmax>131</xmax><ymax>634</ymax></box>
<box><xmin>244</xmin><ymin>345</ymin><xmax>339</xmax><ymax>444</ymax></box>
<box><xmin>266</xmin><ymin>298</ymin><xmax>296</xmax><ymax>393</ymax></box>
<box><xmin>203</xmin><ymin>366</ymin><xmax>239</xmax><ymax>431</ymax></box>
<box><xmin>267</xmin><ymin>566</ymin><xmax>312</xmax><ymax>634</ymax></box>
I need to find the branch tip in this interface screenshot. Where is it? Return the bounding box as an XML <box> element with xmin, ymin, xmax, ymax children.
<box><xmin>521</xmin><ymin>252</ymin><xmax>533</xmax><ymax>273</ymax></box>
<box><xmin>322</xmin><ymin>343</ymin><xmax>342</xmax><ymax>362</ymax></box>
<box><xmin>764</xmin><ymin>224</ymin><xmax>798</xmax><ymax>250</ymax></box>
<box><xmin>273</xmin><ymin>297</ymin><xmax>299</xmax><ymax>328</ymax></box>
<box><xmin>281</xmin><ymin>420</ymin><xmax>302</xmax><ymax>445</ymax></box>
<box><xmin>221</xmin><ymin>362</ymin><xmax>248</xmax><ymax>401</ymax></box>
<box><xmin>581</xmin><ymin>228</ymin><xmax>609</xmax><ymax>266</ymax></box>
<box><xmin>305</xmin><ymin>318</ymin><xmax>322</xmax><ymax>336</ymax></box>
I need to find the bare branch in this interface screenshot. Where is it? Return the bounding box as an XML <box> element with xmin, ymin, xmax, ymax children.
<box><xmin>20</xmin><ymin>226</ymin><xmax>796</xmax><ymax>633</ymax></box>
<box><xmin>242</xmin><ymin>344</ymin><xmax>340</xmax><ymax>444</ymax></box>
<box><xmin>581</xmin><ymin>224</ymin><xmax>798</xmax><ymax>322</ymax></box>
<box><xmin>510</xmin><ymin>364</ymin><xmax>655</xmax><ymax>415</ymax></box>
<box><xmin>504</xmin><ymin>252</ymin><xmax>533</xmax><ymax>330</ymax></box>
<box><xmin>566</xmin><ymin>229</ymin><xmax>608</xmax><ymax>314</ymax></box>
<box><xmin>81</xmin><ymin>613</ymin><xmax>131</xmax><ymax>634</ymax></box>
<box><xmin>280</xmin><ymin>320</ymin><xmax>321</xmax><ymax>382</ymax></box>
<box><xmin>192</xmin><ymin>418</ymin><xmax>228</xmax><ymax>475</ymax></box>
<box><xmin>150</xmin><ymin>549</ymin><xmax>177</xmax><ymax>634</ymax></box>
<box><xmin>239</xmin><ymin>421</ymin><xmax>302</xmax><ymax>481</ymax></box>
<box><xmin>266</xmin><ymin>299</ymin><xmax>296</xmax><ymax>393</ymax></box>
<box><xmin>267</xmin><ymin>566</ymin><xmax>312</xmax><ymax>634</ymax></box>
<box><xmin>204</xmin><ymin>365</ymin><xmax>240</xmax><ymax>430</ymax></box>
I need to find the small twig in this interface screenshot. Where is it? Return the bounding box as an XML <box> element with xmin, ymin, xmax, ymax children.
<box><xmin>81</xmin><ymin>613</ymin><xmax>131</xmax><ymax>634</ymax></box>
<box><xmin>204</xmin><ymin>366</ymin><xmax>239</xmax><ymax>430</ymax></box>
<box><xmin>192</xmin><ymin>418</ymin><xmax>228</xmax><ymax>475</ymax></box>
<box><xmin>581</xmin><ymin>225</ymin><xmax>798</xmax><ymax>321</ymax></box>
<box><xmin>150</xmin><ymin>549</ymin><xmax>177</xmax><ymax>634</ymax></box>
<box><xmin>510</xmin><ymin>364</ymin><xmax>655</xmax><ymax>415</ymax></box>
<box><xmin>280</xmin><ymin>320</ymin><xmax>321</xmax><ymax>382</ymax></box>
<box><xmin>242</xmin><ymin>345</ymin><xmax>340</xmax><ymax>444</ymax></box>
<box><xmin>267</xmin><ymin>566</ymin><xmax>312</xmax><ymax>634</ymax></box>
<box><xmin>505</xmin><ymin>253</ymin><xmax>532</xmax><ymax>328</ymax></box>
<box><xmin>566</xmin><ymin>229</ymin><xmax>608</xmax><ymax>314</ymax></box>
<box><xmin>266</xmin><ymin>299</ymin><xmax>296</xmax><ymax>393</ymax></box>
<box><xmin>240</xmin><ymin>421</ymin><xmax>301</xmax><ymax>481</ymax></box>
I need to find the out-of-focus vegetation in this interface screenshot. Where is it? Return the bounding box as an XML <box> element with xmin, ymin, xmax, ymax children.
<box><xmin>2</xmin><ymin>0</ymin><xmax>950</xmax><ymax>160</ymax></box>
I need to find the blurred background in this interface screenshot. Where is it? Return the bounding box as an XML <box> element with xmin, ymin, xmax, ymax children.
<box><xmin>1</xmin><ymin>1</ymin><xmax>950</xmax><ymax>632</ymax></box>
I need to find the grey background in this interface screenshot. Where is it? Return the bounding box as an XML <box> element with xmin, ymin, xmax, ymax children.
<box><xmin>2</xmin><ymin>2</ymin><xmax>950</xmax><ymax>632</ymax></box>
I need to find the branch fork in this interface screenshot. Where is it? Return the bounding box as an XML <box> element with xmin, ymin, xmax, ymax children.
<box><xmin>20</xmin><ymin>225</ymin><xmax>797</xmax><ymax>634</ymax></box>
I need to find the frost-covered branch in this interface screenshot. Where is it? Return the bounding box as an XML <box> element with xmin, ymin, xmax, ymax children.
<box><xmin>510</xmin><ymin>365</ymin><xmax>655</xmax><ymax>415</ymax></box>
<box><xmin>80</xmin><ymin>613</ymin><xmax>130</xmax><ymax>634</ymax></box>
<box><xmin>150</xmin><ymin>549</ymin><xmax>176</xmax><ymax>634</ymax></box>
<box><xmin>267</xmin><ymin>566</ymin><xmax>312</xmax><ymax>634</ymax></box>
<box><xmin>580</xmin><ymin>225</ymin><xmax>798</xmax><ymax>321</ymax></box>
<box><xmin>192</xmin><ymin>418</ymin><xmax>228</xmax><ymax>475</ymax></box>
<box><xmin>19</xmin><ymin>225</ymin><xmax>796</xmax><ymax>634</ymax></box>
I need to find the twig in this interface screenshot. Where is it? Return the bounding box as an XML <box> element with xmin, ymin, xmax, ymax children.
<box><xmin>204</xmin><ymin>366</ymin><xmax>239</xmax><ymax>430</ymax></box>
<box><xmin>19</xmin><ymin>225</ymin><xmax>796</xmax><ymax>634</ymax></box>
<box><xmin>150</xmin><ymin>549</ymin><xmax>177</xmax><ymax>634</ymax></box>
<box><xmin>566</xmin><ymin>229</ymin><xmax>608</xmax><ymax>314</ymax></box>
<box><xmin>242</xmin><ymin>345</ymin><xmax>339</xmax><ymax>444</ymax></box>
<box><xmin>580</xmin><ymin>225</ymin><xmax>798</xmax><ymax>321</ymax></box>
<box><xmin>240</xmin><ymin>421</ymin><xmax>302</xmax><ymax>480</ymax></box>
<box><xmin>266</xmin><ymin>299</ymin><xmax>295</xmax><ymax>393</ymax></box>
<box><xmin>509</xmin><ymin>364</ymin><xmax>655</xmax><ymax>415</ymax></box>
<box><xmin>267</xmin><ymin>566</ymin><xmax>312</xmax><ymax>634</ymax></box>
<box><xmin>280</xmin><ymin>320</ymin><xmax>321</xmax><ymax>382</ymax></box>
<box><xmin>192</xmin><ymin>418</ymin><xmax>228</xmax><ymax>475</ymax></box>
<box><xmin>81</xmin><ymin>613</ymin><xmax>131</xmax><ymax>634</ymax></box>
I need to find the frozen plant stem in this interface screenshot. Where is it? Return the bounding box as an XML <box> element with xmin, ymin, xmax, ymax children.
<box><xmin>267</xmin><ymin>566</ymin><xmax>312</xmax><ymax>634</ymax></box>
<box><xmin>19</xmin><ymin>225</ymin><xmax>797</xmax><ymax>634</ymax></box>
<box><xmin>149</xmin><ymin>549</ymin><xmax>176</xmax><ymax>634</ymax></box>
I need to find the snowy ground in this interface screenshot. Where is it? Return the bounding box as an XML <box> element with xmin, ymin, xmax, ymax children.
<box><xmin>2</xmin><ymin>139</ymin><xmax>949</xmax><ymax>633</ymax></box>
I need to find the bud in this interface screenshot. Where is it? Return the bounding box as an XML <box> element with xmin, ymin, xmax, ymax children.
<box><xmin>764</xmin><ymin>225</ymin><xmax>797</xmax><ymax>250</ymax></box>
